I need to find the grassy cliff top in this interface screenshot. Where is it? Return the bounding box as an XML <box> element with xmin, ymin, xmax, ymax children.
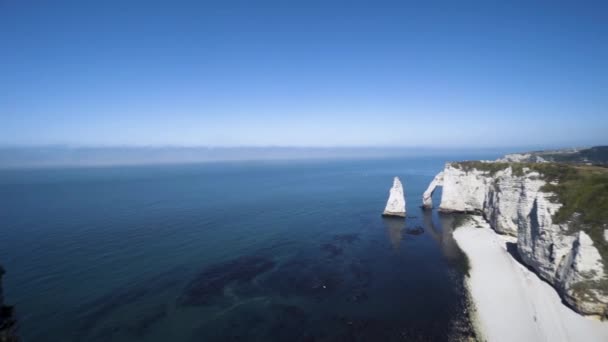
<box><xmin>452</xmin><ymin>161</ymin><xmax>608</xmax><ymax>264</ymax></box>
<box><xmin>542</xmin><ymin>165</ymin><xmax>608</xmax><ymax>261</ymax></box>
<box><xmin>503</xmin><ymin>146</ymin><xmax>608</xmax><ymax>166</ymax></box>
<box><xmin>531</xmin><ymin>146</ymin><xmax>608</xmax><ymax>165</ymax></box>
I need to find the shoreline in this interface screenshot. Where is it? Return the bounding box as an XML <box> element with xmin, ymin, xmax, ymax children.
<box><xmin>453</xmin><ymin>216</ymin><xmax>608</xmax><ymax>342</ymax></box>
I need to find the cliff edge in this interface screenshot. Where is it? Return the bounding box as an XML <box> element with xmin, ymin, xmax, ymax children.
<box><xmin>423</xmin><ymin>160</ymin><xmax>608</xmax><ymax>317</ymax></box>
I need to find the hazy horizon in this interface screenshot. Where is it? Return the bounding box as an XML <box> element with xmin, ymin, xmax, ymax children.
<box><xmin>0</xmin><ymin>144</ymin><xmax>597</xmax><ymax>168</ymax></box>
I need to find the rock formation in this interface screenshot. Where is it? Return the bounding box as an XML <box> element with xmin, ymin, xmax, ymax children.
<box><xmin>0</xmin><ymin>266</ymin><xmax>19</xmax><ymax>342</ymax></box>
<box><xmin>382</xmin><ymin>177</ymin><xmax>406</xmax><ymax>217</ymax></box>
<box><xmin>423</xmin><ymin>162</ymin><xmax>608</xmax><ymax>317</ymax></box>
<box><xmin>422</xmin><ymin>171</ymin><xmax>443</xmax><ymax>209</ymax></box>
<box><xmin>437</xmin><ymin>164</ymin><xmax>521</xmax><ymax>235</ymax></box>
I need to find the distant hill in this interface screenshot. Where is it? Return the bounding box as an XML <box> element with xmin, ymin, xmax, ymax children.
<box><xmin>499</xmin><ymin>146</ymin><xmax>608</xmax><ymax>166</ymax></box>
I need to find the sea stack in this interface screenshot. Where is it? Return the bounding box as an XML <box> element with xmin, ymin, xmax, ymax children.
<box><xmin>382</xmin><ymin>177</ymin><xmax>406</xmax><ymax>217</ymax></box>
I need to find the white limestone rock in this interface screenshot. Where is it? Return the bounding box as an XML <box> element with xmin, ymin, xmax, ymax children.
<box><xmin>438</xmin><ymin>164</ymin><xmax>488</xmax><ymax>214</ymax></box>
<box><xmin>423</xmin><ymin>162</ymin><xmax>608</xmax><ymax>316</ymax></box>
<box><xmin>516</xmin><ymin>176</ymin><xmax>571</xmax><ymax>282</ymax></box>
<box><xmin>383</xmin><ymin>177</ymin><xmax>406</xmax><ymax>217</ymax></box>
<box><xmin>556</xmin><ymin>231</ymin><xmax>608</xmax><ymax>315</ymax></box>
<box><xmin>434</xmin><ymin>163</ymin><xmax>541</xmax><ymax>236</ymax></box>
<box><xmin>513</xmin><ymin>175</ymin><xmax>608</xmax><ymax>316</ymax></box>
<box><xmin>496</xmin><ymin>153</ymin><xmax>549</xmax><ymax>163</ymax></box>
<box><xmin>422</xmin><ymin>171</ymin><xmax>443</xmax><ymax>209</ymax></box>
<box><xmin>482</xmin><ymin>167</ymin><xmax>525</xmax><ymax>236</ymax></box>
<box><xmin>497</xmin><ymin>153</ymin><xmax>533</xmax><ymax>163</ymax></box>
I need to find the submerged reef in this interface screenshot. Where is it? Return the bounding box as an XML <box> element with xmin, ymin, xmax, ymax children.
<box><xmin>74</xmin><ymin>267</ymin><xmax>186</xmax><ymax>341</ymax></box>
<box><xmin>178</xmin><ymin>255</ymin><xmax>275</xmax><ymax>306</ymax></box>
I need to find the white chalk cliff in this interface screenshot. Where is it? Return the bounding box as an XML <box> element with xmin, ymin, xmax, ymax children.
<box><xmin>422</xmin><ymin>171</ymin><xmax>443</xmax><ymax>209</ymax></box>
<box><xmin>383</xmin><ymin>177</ymin><xmax>406</xmax><ymax>217</ymax></box>
<box><xmin>423</xmin><ymin>162</ymin><xmax>608</xmax><ymax>317</ymax></box>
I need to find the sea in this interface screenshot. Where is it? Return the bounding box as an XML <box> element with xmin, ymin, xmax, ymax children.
<box><xmin>0</xmin><ymin>154</ymin><xmax>500</xmax><ymax>341</ymax></box>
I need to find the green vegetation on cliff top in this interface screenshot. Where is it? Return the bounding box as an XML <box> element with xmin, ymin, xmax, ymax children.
<box><xmin>530</xmin><ymin>146</ymin><xmax>608</xmax><ymax>166</ymax></box>
<box><xmin>452</xmin><ymin>161</ymin><xmax>608</xmax><ymax>263</ymax></box>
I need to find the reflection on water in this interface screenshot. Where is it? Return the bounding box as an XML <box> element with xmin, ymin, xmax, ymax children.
<box><xmin>382</xmin><ymin>217</ymin><xmax>404</xmax><ymax>250</ymax></box>
<box><xmin>382</xmin><ymin>211</ymin><xmax>468</xmax><ymax>262</ymax></box>
<box><xmin>423</xmin><ymin>211</ymin><xmax>471</xmax><ymax>274</ymax></box>
<box><xmin>381</xmin><ymin>210</ymin><xmax>467</xmax><ymax>259</ymax></box>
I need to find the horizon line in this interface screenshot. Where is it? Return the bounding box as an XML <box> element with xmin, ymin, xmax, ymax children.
<box><xmin>0</xmin><ymin>143</ymin><xmax>593</xmax><ymax>151</ymax></box>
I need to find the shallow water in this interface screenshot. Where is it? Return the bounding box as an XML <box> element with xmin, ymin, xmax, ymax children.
<box><xmin>0</xmin><ymin>156</ymin><xmax>498</xmax><ymax>341</ymax></box>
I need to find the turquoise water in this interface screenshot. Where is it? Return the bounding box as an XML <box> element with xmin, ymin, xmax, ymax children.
<box><xmin>0</xmin><ymin>156</ymin><xmax>497</xmax><ymax>341</ymax></box>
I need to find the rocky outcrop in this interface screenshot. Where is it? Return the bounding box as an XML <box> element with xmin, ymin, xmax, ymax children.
<box><xmin>437</xmin><ymin>165</ymin><xmax>488</xmax><ymax>215</ymax></box>
<box><xmin>0</xmin><ymin>266</ymin><xmax>19</xmax><ymax>342</ymax></box>
<box><xmin>556</xmin><ymin>232</ymin><xmax>607</xmax><ymax>315</ymax></box>
<box><xmin>433</xmin><ymin>164</ymin><xmax>522</xmax><ymax>236</ymax></box>
<box><xmin>382</xmin><ymin>177</ymin><xmax>406</xmax><ymax>217</ymax></box>
<box><xmin>424</xmin><ymin>162</ymin><xmax>608</xmax><ymax>317</ymax></box>
<box><xmin>497</xmin><ymin>153</ymin><xmax>547</xmax><ymax>163</ymax></box>
<box><xmin>422</xmin><ymin>171</ymin><xmax>443</xmax><ymax>209</ymax></box>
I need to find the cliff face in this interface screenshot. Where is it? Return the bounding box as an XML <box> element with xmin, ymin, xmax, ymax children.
<box><xmin>424</xmin><ymin>163</ymin><xmax>608</xmax><ymax>317</ymax></box>
<box><xmin>424</xmin><ymin>164</ymin><xmax>522</xmax><ymax>235</ymax></box>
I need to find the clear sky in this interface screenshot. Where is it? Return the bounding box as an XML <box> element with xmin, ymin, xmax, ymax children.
<box><xmin>1</xmin><ymin>1</ymin><xmax>607</xmax><ymax>148</ymax></box>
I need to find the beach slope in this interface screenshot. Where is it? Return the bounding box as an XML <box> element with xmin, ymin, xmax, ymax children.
<box><xmin>454</xmin><ymin>216</ymin><xmax>608</xmax><ymax>342</ymax></box>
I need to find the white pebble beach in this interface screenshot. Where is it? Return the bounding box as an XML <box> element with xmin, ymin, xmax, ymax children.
<box><xmin>453</xmin><ymin>216</ymin><xmax>608</xmax><ymax>342</ymax></box>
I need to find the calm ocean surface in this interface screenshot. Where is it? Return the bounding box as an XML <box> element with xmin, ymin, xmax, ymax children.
<box><xmin>0</xmin><ymin>155</ymin><xmax>499</xmax><ymax>341</ymax></box>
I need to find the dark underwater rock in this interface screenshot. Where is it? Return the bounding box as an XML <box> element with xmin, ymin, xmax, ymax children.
<box><xmin>405</xmin><ymin>226</ymin><xmax>425</xmax><ymax>235</ymax></box>
<box><xmin>349</xmin><ymin>261</ymin><xmax>372</xmax><ymax>287</ymax></box>
<box><xmin>263</xmin><ymin>258</ymin><xmax>342</xmax><ymax>299</ymax></box>
<box><xmin>0</xmin><ymin>306</ymin><xmax>18</xmax><ymax>342</ymax></box>
<box><xmin>330</xmin><ymin>314</ymin><xmax>463</xmax><ymax>341</ymax></box>
<box><xmin>347</xmin><ymin>290</ymin><xmax>369</xmax><ymax>303</ymax></box>
<box><xmin>320</xmin><ymin>233</ymin><xmax>360</xmax><ymax>258</ymax></box>
<box><xmin>331</xmin><ymin>233</ymin><xmax>360</xmax><ymax>244</ymax></box>
<box><xmin>263</xmin><ymin>254</ymin><xmax>374</xmax><ymax>307</ymax></box>
<box><xmin>127</xmin><ymin>304</ymin><xmax>168</xmax><ymax>337</ymax></box>
<box><xmin>0</xmin><ymin>266</ymin><xmax>19</xmax><ymax>342</ymax></box>
<box><xmin>191</xmin><ymin>301</ymin><xmax>313</xmax><ymax>342</ymax></box>
<box><xmin>74</xmin><ymin>267</ymin><xmax>185</xmax><ymax>339</ymax></box>
<box><xmin>90</xmin><ymin>304</ymin><xmax>167</xmax><ymax>341</ymax></box>
<box><xmin>178</xmin><ymin>255</ymin><xmax>275</xmax><ymax>306</ymax></box>
<box><xmin>320</xmin><ymin>243</ymin><xmax>343</xmax><ymax>258</ymax></box>
<box><xmin>346</xmin><ymin>262</ymin><xmax>372</xmax><ymax>303</ymax></box>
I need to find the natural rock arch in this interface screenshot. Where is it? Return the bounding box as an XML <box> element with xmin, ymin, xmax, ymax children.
<box><xmin>422</xmin><ymin>171</ymin><xmax>444</xmax><ymax>209</ymax></box>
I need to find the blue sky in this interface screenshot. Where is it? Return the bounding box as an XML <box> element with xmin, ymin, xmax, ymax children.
<box><xmin>1</xmin><ymin>1</ymin><xmax>607</xmax><ymax>148</ymax></box>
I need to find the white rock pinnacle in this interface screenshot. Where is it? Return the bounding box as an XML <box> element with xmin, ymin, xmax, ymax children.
<box><xmin>383</xmin><ymin>177</ymin><xmax>406</xmax><ymax>217</ymax></box>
